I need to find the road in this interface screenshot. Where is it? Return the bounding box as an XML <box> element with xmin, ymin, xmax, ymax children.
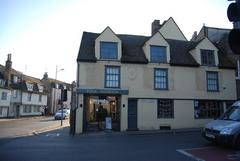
<box><xmin>0</xmin><ymin>116</ymin><xmax>69</xmax><ymax>138</ymax></box>
<box><xmin>0</xmin><ymin>118</ymin><xmax>239</xmax><ymax>161</ymax></box>
<box><xmin>0</xmin><ymin>128</ymin><xmax>203</xmax><ymax>161</ymax></box>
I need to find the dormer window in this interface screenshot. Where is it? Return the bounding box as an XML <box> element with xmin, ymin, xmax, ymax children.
<box><xmin>11</xmin><ymin>75</ymin><xmax>18</xmax><ymax>83</ymax></box>
<box><xmin>201</xmin><ymin>49</ymin><xmax>215</xmax><ymax>66</ymax></box>
<box><xmin>100</xmin><ymin>42</ymin><xmax>118</xmax><ymax>60</ymax></box>
<box><xmin>150</xmin><ymin>45</ymin><xmax>167</xmax><ymax>63</ymax></box>
<box><xmin>26</xmin><ymin>83</ymin><xmax>33</xmax><ymax>91</ymax></box>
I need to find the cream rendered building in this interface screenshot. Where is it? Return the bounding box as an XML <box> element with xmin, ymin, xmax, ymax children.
<box><xmin>75</xmin><ymin>17</ymin><xmax>237</xmax><ymax>133</ymax></box>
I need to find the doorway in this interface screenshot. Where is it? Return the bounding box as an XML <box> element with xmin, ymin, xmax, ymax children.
<box><xmin>128</xmin><ymin>99</ymin><xmax>138</xmax><ymax>130</ymax></box>
<box><xmin>83</xmin><ymin>95</ymin><xmax>121</xmax><ymax>132</ymax></box>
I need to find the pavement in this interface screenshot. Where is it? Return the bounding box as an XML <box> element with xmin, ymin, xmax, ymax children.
<box><xmin>1</xmin><ymin>118</ymin><xmax>239</xmax><ymax>161</ymax></box>
<box><xmin>0</xmin><ymin>116</ymin><xmax>69</xmax><ymax>139</ymax></box>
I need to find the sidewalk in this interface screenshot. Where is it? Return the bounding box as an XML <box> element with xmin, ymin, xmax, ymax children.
<box><xmin>80</xmin><ymin>128</ymin><xmax>202</xmax><ymax>136</ymax></box>
<box><xmin>0</xmin><ymin>116</ymin><xmax>69</xmax><ymax>139</ymax></box>
<box><xmin>0</xmin><ymin>116</ymin><xmax>51</xmax><ymax>122</ymax></box>
<box><xmin>123</xmin><ymin>128</ymin><xmax>202</xmax><ymax>135</ymax></box>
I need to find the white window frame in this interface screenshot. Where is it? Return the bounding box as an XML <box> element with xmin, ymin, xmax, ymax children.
<box><xmin>1</xmin><ymin>92</ymin><xmax>7</xmax><ymax>100</ymax></box>
<box><xmin>13</xmin><ymin>90</ymin><xmax>17</xmax><ymax>98</ymax></box>
<box><xmin>27</xmin><ymin>93</ymin><xmax>32</xmax><ymax>102</ymax></box>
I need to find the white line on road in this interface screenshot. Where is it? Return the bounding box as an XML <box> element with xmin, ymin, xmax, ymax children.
<box><xmin>176</xmin><ymin>148</ymin><xmax>206</xmax><ymax>161</ymax></box>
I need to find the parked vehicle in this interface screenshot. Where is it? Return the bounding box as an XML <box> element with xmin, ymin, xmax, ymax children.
<box><xmin>54</xmin><ymin>109</ymin><xmax>70</xmax><ymax>120</ymax></box>
<box><xmin>203</xmin><ymin>101</ymin><xmax>240</xmax><ymax>148</ymax></box>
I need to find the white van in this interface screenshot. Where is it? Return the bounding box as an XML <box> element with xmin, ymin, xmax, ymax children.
<box><xmin>203</xmin><ymin>101</ymin><xmax>240</xmax><ymax>148</ymax></box>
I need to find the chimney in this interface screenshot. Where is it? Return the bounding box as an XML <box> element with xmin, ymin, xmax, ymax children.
<box><xmin>5</xmin><ymin>54</ymin><xmax>12</xmax><ymax>69</ymax></box>
<box><xmin>4</xmin><ymin>54</ymin><xmax>12</xmax><ymax>87</ymax></box>
<box><xmin>43</xmin><ymin>72</ymin><xmax>48</xmax><ymax>80</ymax></box>
<box><xmin>191</xmin><ymin>31</ymin><xmax>198</xmax><ymax>41</ymax></box>
<box><xmin>152</xmin><ymin>20</ymin><xmax>161</xmax><ymax>35</ymax></box>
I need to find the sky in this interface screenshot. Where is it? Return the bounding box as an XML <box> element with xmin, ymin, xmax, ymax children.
<box><xmin>0</xmin><ymin>0</ymin><xmax>234</xmax><ymax>83</ymax></box>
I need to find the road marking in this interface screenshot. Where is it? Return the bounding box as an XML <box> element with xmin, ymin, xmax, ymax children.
<box><xmin>177</xmin><ymin>147</ymin><xmax>240</xmax><ymax>161</ymax></box>
<box><xmin>176</xmin><ymin>149</ymin><xmax>205</xmax><ymax>161</ymax></box>
<box><xmin>46</xmin><ymin>133</ymin><xmax>61</xmax><ymax>137</ymax></box>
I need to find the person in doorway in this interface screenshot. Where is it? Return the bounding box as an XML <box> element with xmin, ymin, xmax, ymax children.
<box><xmin>97</xmin><ymin>102</ymin><xmax>104</xmax><ymax>130</ymax></box>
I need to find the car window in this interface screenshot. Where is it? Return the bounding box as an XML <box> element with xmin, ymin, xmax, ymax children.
<box><xmin>220</xmin><ymin>106</ymin><xmax>240</xmax><ymax>121</ymax></box>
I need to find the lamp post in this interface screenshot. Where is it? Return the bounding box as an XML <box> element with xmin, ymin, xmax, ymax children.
<box><xmin>53</xmin><ymin>66</ymin><xmax>64</xmax><ymax>115</ymax></box>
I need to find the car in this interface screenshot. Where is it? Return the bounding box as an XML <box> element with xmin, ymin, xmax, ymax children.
<box><xmin>54</xmin><ymin>109</ymin><xmax>70</xmax><ymax>120</ymax></box>
<box><xmin>202</xmin><ymin>101</ymin><xmax>240</xmax><ymax>148</ymax></box>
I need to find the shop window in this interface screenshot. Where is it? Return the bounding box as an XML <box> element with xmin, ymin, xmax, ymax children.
<box><xmin>157</xmin><ymin>99</ymin><xmax>174</xmax><ymax>118</ymax></box>
<box><xmin>226</xmin><ymin>101</ymin><xmax>236</xmax><ymax>110</ymax></box>
<box><xmin>194</xmin><ymin>100</ymin><xmax>224</xmax><ymax>119</ymax></box>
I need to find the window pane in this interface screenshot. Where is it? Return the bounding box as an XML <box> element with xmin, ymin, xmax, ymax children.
<box><xmin>150</xmin><ymin>46</ymin><xmax>167</xmax><ymax>63</ymax></box>
<box><xmin>100</xmin><ymin>42</ymin><xmax>118</xmax><ymax>59</ymax></box>
<box><xmin>207</xmin><ymin>72</ymin><xmax>218</xmax><ymax>91</ymax></box>
<box><xmin>158</xmin><ymin>99</ymin><xmax>174</xmax><ymax>118</ymax></box>
<box><xmin>194</xmin><ymin>100</ymin><xmax>223</xmax><ymax>119</ymax></box>
<box><xmin>154</xmin><ymin>69</ymin><xmax>168</xmax><ymax>90</ymax></box>
<box><xmin>105</xmin><ymin>66</ymin><xmax>120</xmax><ymax>88</ymax></box>
<box><xmin>201</xmin><ymin>50</ymin><xmax>215</xmax><ymax>66</ymax></box>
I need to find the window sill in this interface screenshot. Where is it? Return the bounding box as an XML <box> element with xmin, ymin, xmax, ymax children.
<box><xmin>99</xmin><ymin>59</ymin><xmax>119</xmax><ymax>61</ymax></box>
<box><xmin>150</xmin><ymin>62</ymin><xmax>168</xmax><ymax>64</ymax></box>
<box><xmin>105</xmin><ymin>87</ymin><xmax>120</xmax><ymax>89</ymax></box>
<box><xmin>207</xmin><ymin>90</ymin><xmax>219</xmax><ymax>92</ymax></box>
<box><xmin>154</xmin><ymin>88</ymin><xmax>169</xmax><ymax>90</ymax></box>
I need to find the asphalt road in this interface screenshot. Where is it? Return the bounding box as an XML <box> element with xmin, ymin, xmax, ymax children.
<box><xmin>0</xmin><ymin>116</ymin><xmax>69</xmax><ymax>138</ymax></box>
<box><xmin>1</xmin><ymin>118</ymin><xmax>239</xmax><ymax>161</ymax></box>
<box><xmin>0</xmin><ymin>127</ymin><xmax>210</xmax><ymax>161</ymax></box>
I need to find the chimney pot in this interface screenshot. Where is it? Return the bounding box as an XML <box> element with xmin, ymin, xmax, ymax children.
<box><xmin>7</xmin><ymin>54</ymin><xmax>11</xmax><ymax>61</ymax></box>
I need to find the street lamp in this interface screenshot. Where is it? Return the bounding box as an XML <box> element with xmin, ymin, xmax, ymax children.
<box><xmin>53</xmin><ymin>66</ymin><xmax>64</xmax><ymax>115</ymax></box>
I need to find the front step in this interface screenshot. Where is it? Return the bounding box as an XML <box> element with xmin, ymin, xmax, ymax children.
<box><xmin>87</xmin><ymin>122</ymin><xmax>101</xmax><ymax>132</ymax></box>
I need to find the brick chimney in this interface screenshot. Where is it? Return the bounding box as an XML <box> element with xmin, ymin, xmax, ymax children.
<box><xmin>152</xmin><ymin>20</ymin><xmax>161</xmax><ymax>35</ymax></box>
<box><xmin>191</xmin><ymin>31</ymin><xmax>198</xmax><ymax>41</ymax></box>
<box><xmin>4</xmin><ymin>54</ymin><xmax>12</xmax><ymax>87</ymax></box>
<box><xmin>5</xmin><ymin>54</ymin><xmax>12</xmax><ymax>69</ymax></box>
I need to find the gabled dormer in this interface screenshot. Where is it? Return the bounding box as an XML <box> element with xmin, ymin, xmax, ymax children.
<box><xmin>143</xmin><ymin>32</ymin><xmax>170</xmax><ymax>63</ymax></box>
<box><xmin>158</xmin><ymin>17</ymin><xmax>187</xmax><ymax>41</ymax></box>
<box><xmin>189</xmin><ymin>37</ymin><xmax>219</xmax><ymax>66</ymax></box>
<box><xmin>26</xmin><ymin>82</ymin><xmax>34</xmax><ymax>91</ymax></box>
<box><xmin>95</xmin><ymin>27</ymin><xmax>122</xmax><ymax>61</ymax></box>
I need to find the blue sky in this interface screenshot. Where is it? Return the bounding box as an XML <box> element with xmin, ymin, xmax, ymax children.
<box><xmin>0</xmin><ymin>0</ymin><xmax>233</xmax><ymax>83</ymax></box>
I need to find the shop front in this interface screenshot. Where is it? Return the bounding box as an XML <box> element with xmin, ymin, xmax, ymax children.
<box><xmin>77</xmin><ymin>88</ymin><xmax>129</xmax><ymax>133</ymax></box>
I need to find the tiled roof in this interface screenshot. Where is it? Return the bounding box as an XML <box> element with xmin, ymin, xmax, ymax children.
<box><xmin>77</xmin><ymin>31</ymin><xmax>235</xmax><ymax>69</ymax></box>
<box><xmin>166</xmin><ymin>39</ymin><xmax>199</xmax><ymax>67</ymax></box>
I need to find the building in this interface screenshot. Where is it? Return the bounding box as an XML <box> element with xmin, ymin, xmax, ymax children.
<box><xmin>0</xmin><ymin>71</ymin><xmax>11</xmax><ymax>118</ymax></box>
<box><xmin>191</xmin><ymin>26</ymin><xmax>240</xmax><ymax>99</ymax></box>
<box><xmin>0</xmin><ymin>54</ymin><xmax>47</xmax><ymax>117</ymax></box>
<box><xmin>75</xmin><ymin>17</ymin><xmax>237</xmax><ymax>134</ymax></box>
<box><xmin>41</xmin><ymin>72</ymin><xmax>72</xmax><ymax>114</ymax></box>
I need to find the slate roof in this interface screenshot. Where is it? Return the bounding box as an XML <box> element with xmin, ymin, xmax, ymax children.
<box><xmin>77</xmin><ymin>31</ymin><xmax>235</xmax><ymax>69</ymax></box>
<box><xmin>167</xmin><ymin>39</ymin><xmax>199</xmax><ymax>67</ymax></box>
